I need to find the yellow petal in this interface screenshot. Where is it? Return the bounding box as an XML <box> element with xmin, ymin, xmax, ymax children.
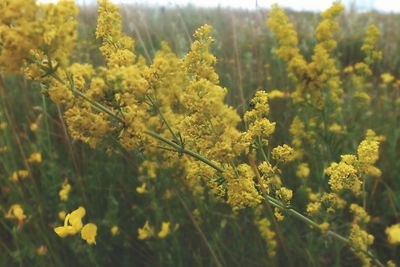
<box><xmin>81</xmin><ymin>223</ymin><xmax>97</xmax><ymax>245</ymax></box>
<box><xmin>54</xmin><ymin>227</ymin><xmax>69</xmax><ymax>238</ymax></box>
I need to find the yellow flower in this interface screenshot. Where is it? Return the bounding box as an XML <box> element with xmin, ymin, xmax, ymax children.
<box><xmin>271</xmin><ymin>144</ymin><xmax>295</xmax><ymax>162</ymax></box>
<box><xmin>274</xmin><ymin>208</ymin><xmax>284</xmax><ymax>221</ymax></box>
<box><xmin>350</xmin><ymin>203</ymin><xmax>370</xmax><ymax>224</ymax></box>
<box><xmin>385</xmin><ymin>224</ymin><xmax>400</xmax><ymax>244</ymax></box>
<box><xmin>328</xmin><ymin>123</ymin><xmax>343</xmax><ymax>134</ymax></box>
<box><xmin>319</xmin><ymin>222</ymin><xmax>330</xmax><ymax>233</ymax></box>
<box><xmin>58</xmin><ymin>211</ymin><xmax>66</xmax><ymax>221</ymax></box>
<box><xmin>268</xmin><ymin>89</ymin><xmax>286</xmax><ymax>100</ymax></box>
<box><xmin>255</xmin><ymin>217</ymin><xmax>276</xmax><ymax>258</ymax></box>
<box><xmin>9</xmin><ymin>170</ymin><xmax>29</xmax><ymax>182</ymax></box>
<box><xmin>381</xmin><ymin>73</ymin><xmax>394</xmax><ymax>84</ymax></box>
<box><xmin>59</xmin><ymin>182</ymin><xmax>71</xmax><ymax>201</ymax></box>
<box><xmin>157</xmin><ymin>222</ymin><xmax>171</xmax><ymax>239</ymax></box>
<box><xmin>5</xmin><ymin>204</ymin><xmax>26</xmax><ymax>221</ymax></box>
<box><xmin>54</xmin><ymin>207</ymin><xmax>86</xmax><ymax>238</ymax></box>
<box><xmin>349</xmin><ymin>224</ymin><xmax>374</xmax><ymax>266</ymax></box>
<box><xmin>30</xmin><ymin>123</ymin><xmax>39</xmax><ymax>132</ymax></box>
<box><xmin>111</xmin><ymin>225</ymin><xmax>119</xmax><ymax>236</ymax></box>
<box><xmin>306</xmin><ymin>202</ymin><xmax>321</xmax><ymax>215</ymax></box>
<box><xmin>296</xmin><ymin>163</ymin><xmax>310</xmax><ymax>179</ymax></box>
<box><xmin>28</xmin><ymin>152</ymin><xmax>42</xmax><ymax>164</ymax></box>
<box><xmin>81</xmin><ymin>223</ymin><xmax>97</xmax><ymax>245</ymax></box>
<box><xmin>136</xmin><ymin>183</ymin><xmax>147</xmax><ymax>194</ymax></box>
<box><xmin>138</xmin><ymin>221</ymin><xmax>154</xmax><ymax>240</ymax></box>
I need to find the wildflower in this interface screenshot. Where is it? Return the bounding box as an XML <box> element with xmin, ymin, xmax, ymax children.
<box><xmin>255</xmin><ymin>217</ymin><xmax>277</xmax><ymax>258</ymax></box>
<box><xmin>268</xmin><ymin>89</ymin><xmax>286</xmax><ymax>100</ymax></box>
<box><xmin>81</xmin><ymin>223</ymin><xmax>97</xmax><ymax>245</ymax></box>
<box><xmin>96</xmin><ymin>0</ymin><xmax>135</xmax><ymax>67</ymax></box>
<box><xmin>59</xmin><ymin>182</ymin><xmax>71</xmax><ymax>201</ymax></box>
<box><xmin>296</xmin><ymin>163</ymin><xmax>310</xmax><ymax>179</ymax></box>
<box><xmin>138</xmin><ymin>221</ymin><xmax>154</xmax><ymax>240</ymax></box>
<box><xmin>136</xmin><ymin>183</ymin><xmax>147</xmax><ymax>194</ymax></box>
<box><xmin>271</xmin><ymin>144</ymin><xmax>295</xmax><ymax>162</ymax></box>
<box><xmin>319</xmin><ymin>222</ymin><xmax>330</xmax><ymax>233</ymax></box>
<box><xmin>64</xmin><ymin>106</ymin><xmax>111</xmax><ymax>148</ymax></box>
<box><xmin>111</xmin><ymin>225</ymin><xmax>119</xmax><ymax>236</ymax></box>
<box><xmin>361</xmin><ymin>24</ymin><xmax>382</xmax><ymax>65</ymax></box>
<box><xmin>267</xmin><ymin>5</ymin><xmax>307</xmax><ymax>80</ymax></box>
<box><xmin>328</xmin><ymin>123</ymin><xmax>343</xmax><ymax>134</ymax></box>
<box><xmin>158</xmin><ymin>222</ymin><xmax>171</xmax><ymax>239</ymax></box>
<box><xmin>350</xmin><ymin>203</ymin><xmax>370</xmax><ymax>224</ymax></box>
<box><xmin>58</xmin><ymin>211</ymin><xmax>66</xmax><ymax>221</ymax></box>
<box><xmin>184</xmin><ymin>24</ymin><xmax>218</xmax><ymax>83</ymax></box>
<box><xmin>244</xmin><ymin>91</ymin><xmax>276</xmax><ymax>143</ymax></box>
<box><xmin>385</xmin><ymin>224</ymin><xmax>400</xmax><ymax>244</ymax></box>
<box><xmin>5</xmin><ymin>204</ymin><xmax>26</xmax><ymax>222</ymax></box>
<box><xmin>349</xmin><ymin>224</ymin><xmax>374</xmax><ymax>266</ymax></box>
<box><xmin>9</xmin><ymin>170</ymin><xmax>29</xmax><ymax>182</ymax></box>
<box><xmin>326</xmin><ymin>160</ymin><xmax>361</xmax><ymax>195</ymax></box>
<box><xmin>30</xmin><ymin>123</ymin><xmax>39</xmax><ymax>132</ymax></box>
<box><xmin>225</xmin><ymin>164</ymin><xmax>263</xmax><ymax>211</ymax></box>
<box><xmin>28</xmin><ymin>152</ymin><xmax>42</xmax><ymax>164</ymax></box>
<box><xmin>276</xmin><ymin>187</ymin><xmax>293</xmax><ymax>203</ymax></box>
<box><xmin>54</xmin><ymin>207</ymin><xmax>86</xmax><ymax>238</ymax></box>
<box><xmin>307</xmin><ymin>202</ymin><xmax>321</xmax><ymax>215</ymax></box>
<box><xmin>381</xmin><ymin>73</ymin><xmax>394</xmax><ymax>84</ymax></box>
<box><xmin>274</xmin><ymin>208</ymin><xmax>284</xmax><ymax>221</ymax></box>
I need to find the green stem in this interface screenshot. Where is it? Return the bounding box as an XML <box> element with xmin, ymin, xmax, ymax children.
<box><xmin>144</xmin><ymin>130</ymin><xmax>224</xmax><ymax>173</ymax></box>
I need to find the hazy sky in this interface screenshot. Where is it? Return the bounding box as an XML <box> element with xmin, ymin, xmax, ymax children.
<box><xmin>37</xmin><ymin>0</ymin><xmax>400</xmax><ymax>12</ymax></box>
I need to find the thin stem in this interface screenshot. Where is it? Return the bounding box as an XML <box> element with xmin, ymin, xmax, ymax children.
<box><xmin>144</xmin><ymin>130</ymin><xmax>223</xmax><ymax>173</ymax></box>
<box><xmin>177</xmin><ymin>194</ymin><xmax>224</xmax><ymax>267</ymax></box>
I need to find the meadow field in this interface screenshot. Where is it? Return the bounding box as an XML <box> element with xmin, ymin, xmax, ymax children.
<box><xmin>0</xmin><ymin>0</ymin><xmax>400</xmax><ymax>266</ymax></box>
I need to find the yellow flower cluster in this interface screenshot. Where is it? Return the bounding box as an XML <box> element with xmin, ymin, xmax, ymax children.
<box><xmin>96</xmin><ymin>0</ymin><xmax>135</xmax><ymax>67</ymax></box>
<box><xmin>296</xmin><ymin>163</ymin><xmax>310</xmax><ymax>179</ymax></box>
<box><xmin>137</xmin><ymin>221</ymin><xmax>175</xmax><ymax>240</ymax></box>
<box><xmin>54</xmin><ymin>207</ymin><xmax>97</xmax><ymax>245</ymax></box>
<box><xmin>255</xmin><ymin>217</ymin><xmax>277</xmax><ymax>258</ymax></box>
<box><xmin>326</xmin><ymin>130</ymin><xmax>381</xmax><ymax>195</ymax></box>
<box><xmin>64</xmin><ymin>105</ymin><xmax>112</xmax><ymax>148</ymax></box>
<box><xmin>271</xmin><ymin>144</ymin><xmax>295</xmax><ymax>163</ymax></box>
<box><xmin>9</xmin><ymin>170</ymin><xmax>29</xmax><ymax>182</ymax></box>
<box><xmin>361</xmin><ymin>25</ymin><xmax>383</xmax><ymax>66</ymax></box>
<box><xmin>244</xmin><ymin>91</ymin><xmax>276</xmax><ymax>144</ymax></box>
<box><xmin>349</xmin><ymin>203</ymin><xmax>370</xmax><ymax>224</ymax></box>
<box><xmin>267</xmin><ymin>5</ymin><xmax>307</xmax><ymax>81</ymax></box>
<box><xmin>326</xmin><ymin>156</ymin><xmax>361</xmax><ymax>195</ymax></box>
<box><xmin>179</xmin><ymin>24</ymin><xmax>246</xmax><ymax>163</ymax></box>
<box><xmin>381</xmin><ymin>73</ymin><xmax>395</xmax><ymax>84</ymax></box>
<box><xmin>344</xmin><ymin>25</ymin><xmax>382</xmax><ymax>108</ymax></box>
<box><xmin>225</xmin><ymin>164</ymin><xmax>263</xmax><ymax>211</ymax></box>
<box><xmin>0</xmin><ymin>0</ymin><xmax>39</xmax><ymax>72</ymax></box>
<box><xmin>268</xmin><ymin>3</ymin><xmax>344</xmax><ymax>112</ymax></box>
<box><xmin>306</xmin><ymin>191</ymin><xmax>346</xmax><ymax>215</ymax></box>
<box><xmin>349</xmin><ymin>224</ymin><xmax>374</xmax><ymax>267</ymax></box>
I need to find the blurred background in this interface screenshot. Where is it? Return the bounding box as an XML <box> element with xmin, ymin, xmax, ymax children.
<box><xmin>38</xmin><ymin>0</ymin><xmax>400</xmax><ymax>12</ymax></box>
